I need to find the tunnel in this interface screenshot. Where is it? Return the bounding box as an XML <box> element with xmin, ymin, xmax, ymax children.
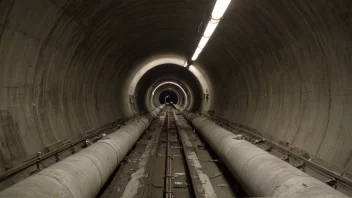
<box><xmin>0</xmin><ymin>0</ymin><xmax>351</xmax><ymax>197</ymax></box>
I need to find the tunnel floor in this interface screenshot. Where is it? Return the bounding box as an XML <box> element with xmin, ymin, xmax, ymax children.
<box><xmin>1</xmin><ymin>106</ymin><xmax>351</xmax><ymax>197</ymax></box>
<box><xmin>99</xmin><ymin>107</ymin><xmax>247</xmax><ymax>198</ymax></box>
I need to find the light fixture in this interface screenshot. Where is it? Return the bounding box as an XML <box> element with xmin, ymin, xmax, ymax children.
<box><xmin>203</xmin><ymin>19</ymin><xmax>219</xmax><ymax>38</ymax></box>
<box><xmin>212</xmin><ymin>0</ymin><xmax>231</xmax><ymax>20</ymax></box>
<box><xmin>198</xmin><ymin>37</ymin><xmax>209</xmax><ymax>49</ymax></box>
<box><xmin>191</xmin><ymin>53</ymin><xmax>199</xmax><ymax>61</ymax></box>
<box><xmin>190</xmin><ymin>0</ymin><xmax>231</xmax><ymax>62</ymax></box>
<box><xmin>195</xmin><ymin>47</ymin><xmax>202</xmax><ymax>55</ymax></box>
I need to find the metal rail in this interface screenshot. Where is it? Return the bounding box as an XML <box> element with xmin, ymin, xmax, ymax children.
<box><xmin>0</xmin><ymin>119</ymin><xmax>122</xmax><ymax>183</ymax></box>
<box><xmin>163</xmin><ymin>107</ymin><xmax>201</xmax><ymax>198</ymax></box>
<box><xmin>165</xmin><ymin>110</ymin><xmax>173</xmax><ymax>198</ymax></box>
<box><xmin>141</xmin><ymin>111</ymin><xmax>166</xmax><ymax>198</ymax></box>
<box><xmin>182</xmin><ymin>111</ymin><xmax>347</xmax><ymax>197</ymax></box>
<box><xmin>173</xmin><ymin>110</ymin><xmax>202</xmax><ymax>198</ymax></box>
<box><xmin>200</xmin><ymin>112</ymin><xmax>352</xmax><ymax>189</ymax></box>
<box><xmin>0</xmin><ymin>111</ymin><xmax>157</xmax><ymax>184</ymax></box>
<box><xmin>0</xmin><ymin>106</ymin><xmax>164</xmax><ymax>197</ymax></box>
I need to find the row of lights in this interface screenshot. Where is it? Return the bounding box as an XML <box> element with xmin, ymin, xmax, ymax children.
<box><xmin>191</xmin><ymin>0</ymin><xmax>231</xmax><ymax>61</ymax></box>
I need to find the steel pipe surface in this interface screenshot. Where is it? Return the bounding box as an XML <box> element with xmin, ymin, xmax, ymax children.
<box><xmin>0</xmin><ymin>106</ymin><xmax>164</xmax><ymax>198</ymax></box>
<box><xmin>182</xmin><ymin>111</ymin><xmax>347</xmax><ymax>197</ymax></box>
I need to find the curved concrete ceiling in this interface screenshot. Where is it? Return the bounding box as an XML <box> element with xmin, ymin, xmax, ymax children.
<box><xmin>127</xmin><ymin>54</ymin><xmax>209</xmax><ymax>95</ymax></box>
<box><xmin>0</xmin><ymin>0</ymin><xmax>351</xmax><ymax>187</ymax></box>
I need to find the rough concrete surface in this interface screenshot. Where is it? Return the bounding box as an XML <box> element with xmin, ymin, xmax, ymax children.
<box><xmin>0</xmin><ymin>0</ymin><xmax>351</xmax><ymax>193</ymax></box>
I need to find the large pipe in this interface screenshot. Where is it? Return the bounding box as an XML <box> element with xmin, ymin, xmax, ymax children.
<box><xmin>0</xmin><ymin>105</ymin><xmax>165</xmax><ymax>198</ymax></box>
<box><xmin>182</xmin><ymin>111</ymin><xmax>347</xmax><ymax>197</ymax></box>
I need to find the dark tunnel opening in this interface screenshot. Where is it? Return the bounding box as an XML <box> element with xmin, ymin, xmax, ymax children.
<box><xmin>134</xmin><ymin>64</ymin><xmax>203</xmax><ymax>113</ymax></box>
<box><xmin>159</xmin><ymin>89</ymin><xmax>178</xmax><ymax>104</ymax></box>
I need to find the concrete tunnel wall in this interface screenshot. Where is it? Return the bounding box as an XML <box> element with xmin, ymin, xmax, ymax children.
<box><xmin>134</xmin><ymin>64</ymin><xmax>203</xmax><ymax>113</ymax></box>
<box><xmin>198</xmin><ymin>0</ymin><xmax>352</xmax><ymax>173</ymax></box>
<box><xmin>0</xmin><ymin>0</ymin><xmax>351</xmax><ymax>186</ymax></box>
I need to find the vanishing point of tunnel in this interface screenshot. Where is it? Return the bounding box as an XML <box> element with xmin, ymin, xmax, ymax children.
<box><xmin>0</xmin><ymin>0</ymin><xmax>351</xmax><ymax>197</ymax></box>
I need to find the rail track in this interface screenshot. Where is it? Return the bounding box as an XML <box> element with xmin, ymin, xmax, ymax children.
<box><xmin>100</xmin><ymin>106</ymin><xmax>244</xmax><ymax>198</ymax></box>
<box><xmin>199</xmin><ymin>112</ymin><xmax>352</xmax><ymax>196</ymax></box>
<box><xmin>3</xmin><ymin>104</ymin><xmax>347</xmax><ymax>197</ymax></box>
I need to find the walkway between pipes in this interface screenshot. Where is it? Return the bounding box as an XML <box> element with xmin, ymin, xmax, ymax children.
<box><xmin>100</xmin><ymin>105</ymin><xmax>347</xmax><ymax>197</ymax></box>
<box><xmin>100</xmin><ymin>105</ymin><xmax>246</xmax><ymax>198</ymax></box>
<box><xmin>0</xmin><ymin>105</ymin><xmax>348</xmax><ymax>197</ymax></box>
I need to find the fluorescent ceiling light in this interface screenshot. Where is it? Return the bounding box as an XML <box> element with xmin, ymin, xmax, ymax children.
<box><xmin>212</xmin><ymin>0</ymin><xmax>231</xmax><ymax>20</ymax></box>
<box><xmin>195</xmin><ymin>47</ymin><xmax>202</xmax><ymax>55</ymax></box>
<box><xmin>191</xmin><ymin>53</ymin><xmax>199</xmax><ymax>61</ymax></box>
<box><xmin>203</xmin><ymin>20</ymin><xmax>219</xmax><ymax>38</ymax></box>
<box><xmin>190</xmin><ymin>0</ymin><xmax>231</xmax><ymax>62</ymax></box>
<box><xmin>198</xmin><ymin>37</ymin><xmax>209</xmax><ymax>49</ymax></box>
